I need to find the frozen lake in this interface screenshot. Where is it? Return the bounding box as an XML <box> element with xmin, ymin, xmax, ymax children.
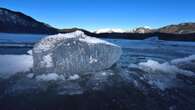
<box><xmin>0</xmin><ymin>34</ymin><xmax>195</xmax><ymax>110</ymax></box>
<box><xmin>0</xmin><ymin>33</ymin><xmax>46</xmax><ymax>43</ymax></box>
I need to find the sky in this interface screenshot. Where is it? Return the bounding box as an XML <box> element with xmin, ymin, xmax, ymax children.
<box><xmin>0</xmin><ymin>0</ymin><xmax>195</xmax><ymax>31</ymax></box>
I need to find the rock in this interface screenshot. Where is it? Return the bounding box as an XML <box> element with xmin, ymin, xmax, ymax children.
<box><xmin>32</xmin><ymin>31</ymin><xmax>122</xmax><ymax>76</ymax></box>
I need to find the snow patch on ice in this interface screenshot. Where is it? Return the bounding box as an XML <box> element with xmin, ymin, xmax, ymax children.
<box><xmin>171</xmin><ymin>54</ymin><xmax>195</xmax><ymax>65</ymax></box>
<box><xmin>27</xmin><ymin>50</ymin><xmax>32</xmax><ymax>55</ymax></box>
<box><xmin>0</xmin><ymin>55</ymin><xmax>33</xmax><ymax>78</ymax></box>
<box><xmin>139</xmin><ymin>60</ymin><xmax>194</xmax><ymax>76</ymax></box>
<box><xmin>33</xmin><ymin>32</ymin><xmax>80</xmax><ymax>53</ymax></box>
<box><xmin>133</xmin><ymin>56</ymin><xmax>195</xmax><ymax>90</ymax></box>
<box><xmin>68</xmin><ymin>74</ymin><xmax>80</xmax><ymax>80</ymax></box>
<box><xmin>34</xmin><ymin>31</ymin><xmax>118</xmax><ymax>53</ymax></box>
<box><xmin>78</xmin><ymin>35</ymin><xmax>117</xmax><ymax>46</ymax></box>
<box><xmin>26</xmin><ymin>73</ymin><xmax>34</xmax><ymax>78</ymax></box>
<box><xmin>36</xmin><ymin>73</ymin><xmax>64</xmax><ymax>81</ymax></box>
<box><xmin>101</xmin><ymin>72</ymin><xmax>107</xmax><ymax>76</ymax></box>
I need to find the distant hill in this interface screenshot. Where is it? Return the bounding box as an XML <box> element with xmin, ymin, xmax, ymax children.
<box><xmin>0</xmin><ymin>8</ymin><xmax>91</xmax><ymax>35</ymax></box>
<box><xmin>94</xmin><ymin>23</ymin><xmax>195</xmax><ymax>34</ymax></box>
<box><xmin>131</xmin><ymin>23</ymin><xmax>195</xmax><ymax>34</ymax></box>
<box><xmin>158</xmin><ymin>23</ymin><xmax>195</xmax><ymax>34</ymax></box>
<box><xmin>0</xmin><ymin>8</ymin><xmax>58</xmax><ymax>34</ymax></box>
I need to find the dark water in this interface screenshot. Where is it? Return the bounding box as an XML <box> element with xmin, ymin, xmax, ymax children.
<box><xmin>0</xmin><ymin>39</ymin><xmax>195</xmax><ymax>110</ymax></box>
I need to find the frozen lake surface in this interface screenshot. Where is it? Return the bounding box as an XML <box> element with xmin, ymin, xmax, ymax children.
<box><xmin>0</xmin><ymin>34</ymin><xmax>195</xmax><ymax>110</ymax></box>
<box><xmin>0</xmin><ymin>33</ymin><xmax>45</xmax><ymax>43</ymax></box>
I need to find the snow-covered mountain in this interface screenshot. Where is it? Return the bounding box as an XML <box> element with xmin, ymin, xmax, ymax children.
<box><xmin>132</xmin><ymin>26</ymin><xmax>153</xmax><ymax>33</ymax></box>
<box><xmin>95</xmin><ymin>27</ymin><xmax>153</xmax><ymax>34</ymax></box>
<box><xmin>95</xmin><ymin>28</ymin><xmax>131</xmax><ymax>34</ymax></box>
<box><xmin>94</xmin><ymin>23</ymin><xmax>195</xmax><ymax>34</ymax></box>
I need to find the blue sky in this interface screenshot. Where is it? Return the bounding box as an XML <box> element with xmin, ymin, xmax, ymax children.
<box><xmin>0</xmin><ymin>0</ymin><xmax>195</xmax><ymax>31</ymax></box>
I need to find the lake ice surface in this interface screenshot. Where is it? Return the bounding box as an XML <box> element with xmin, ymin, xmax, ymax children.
<box><xmin>0</xmin><ymin>35</ymin><xmax>195</xmax><ymax>110</ymax></box>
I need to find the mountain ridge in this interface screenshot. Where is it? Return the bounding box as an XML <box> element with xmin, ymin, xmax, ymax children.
<box><xmin>0</xmin><ymin>7</ymin><xmax>195</xmax><ymax>41</ymax></box>
<box><xmin>0</xmin><ymin>7</ymin><xmax>58</xmax><ymax>34</ymax></box>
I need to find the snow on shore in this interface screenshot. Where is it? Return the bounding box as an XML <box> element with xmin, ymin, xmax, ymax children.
<box><xmin>0</xmin><ymin>55</ymin><xmax>33</xmax><ymax>78</ymax></box>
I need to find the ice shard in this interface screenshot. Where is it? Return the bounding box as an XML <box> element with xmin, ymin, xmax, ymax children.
<box><xmin>32</xmin><ymin>31</ymin><xmax>122</xmax><ymax>76</ymax></box>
